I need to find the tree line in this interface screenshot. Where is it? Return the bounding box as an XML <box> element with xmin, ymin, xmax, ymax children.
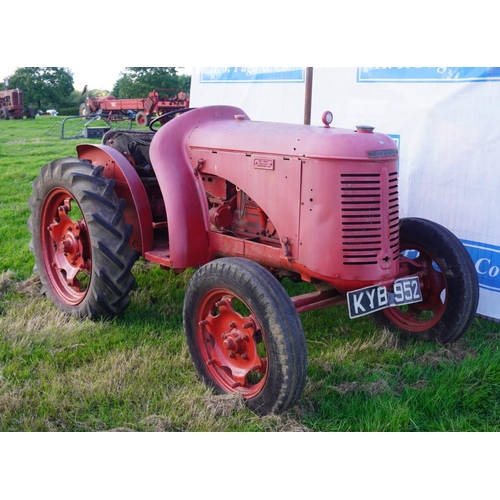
<box><xmin>0</xmin><ymin>67</ymin><xmax>191</xmax><ymax>114</ymax></box>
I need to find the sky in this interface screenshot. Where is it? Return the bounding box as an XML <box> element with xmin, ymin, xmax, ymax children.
<box><xmin>0</xmin><ymin>5</ymin><xmax>455</xmax><ymax>93</ymax></box>
<box><xmin>1</xmin><ymin>1</ymin><xmax>490</xmax><ymax>93</ymax></box>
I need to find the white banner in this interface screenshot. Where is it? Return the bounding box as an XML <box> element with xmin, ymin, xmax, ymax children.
<box><xmin>190</xmin><ymin>67</ymin><xmax>500</xmax><ymax>322</ymax></box>
<box><xmin>191</xmin><ymin>67</ymin><xmax>307</xmax><ymax>123</ymax></box>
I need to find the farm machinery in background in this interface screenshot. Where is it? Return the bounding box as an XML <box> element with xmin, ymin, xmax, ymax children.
<box><xmin>0</xmin><ymin>81</ymin><xmax>36</xmax><ymax>120</ymax></box>
<box><xmin>79</xmin><ymin>88</ymin><xmax>190</xmax><ymax>126</ymax></box>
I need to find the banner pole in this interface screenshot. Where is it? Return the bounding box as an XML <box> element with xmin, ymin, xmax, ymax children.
<box><xmin>304</xmin><ymin>67</ymin><xmax>313</xmax><ymax>125</ymax></box>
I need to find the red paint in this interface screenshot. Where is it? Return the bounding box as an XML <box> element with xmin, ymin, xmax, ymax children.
<box><xmin>82</xmin><ymin>105</ymin><xmax>401</xmax><ymax>295</ymax></box>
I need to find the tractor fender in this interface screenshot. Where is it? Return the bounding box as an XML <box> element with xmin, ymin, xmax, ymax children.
<box><xmin>76</xmin><ymin>143</ymin><xmax>154</xmax><ymax>254</ymax></box>
<box><xmin>149</xmin><ymin>106</ymin><xmax>248</xmax><ymax>269</ymax></box>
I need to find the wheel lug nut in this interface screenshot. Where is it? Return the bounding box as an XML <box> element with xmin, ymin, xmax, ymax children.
<box><xmin>229</xmin><ymin>321</ymin><xmax>237</xmax><ymax>328</ymax></box>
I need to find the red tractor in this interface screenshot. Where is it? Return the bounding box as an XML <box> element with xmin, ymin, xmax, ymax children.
<box><xmin>79</xmin><ymin>88</ymin><xmax>190</xmax><ymax>126</ymax></box>
<box><xmin>28</xmin><ymin>106</ymin><xmax>479</xmax><ymax>415</ymax></box>
<box><xmin>0</xmin><ymin>88</ymin><xmax>36</xmax><ymax>119</ymax></box>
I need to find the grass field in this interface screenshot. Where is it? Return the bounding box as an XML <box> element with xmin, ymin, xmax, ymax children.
<box><xmin>1</xmin><ymin>116</ymin><xmax>500</xmax><ymax>432</ymax></box>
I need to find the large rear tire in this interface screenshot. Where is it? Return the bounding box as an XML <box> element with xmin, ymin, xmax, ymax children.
<box><xmin>183</xmin><ymin>258</ymin><xmax>308</xmax><ymax>415</ymax></box>
<box><xmin>28</xmin><ymin>157</ymin><xmax>138</xmax><ymax>319</ymax></box>
<box><xmin>374</xmin><ymin>217</ymin><xmax>479</xmax><ymax>343</ymax></box>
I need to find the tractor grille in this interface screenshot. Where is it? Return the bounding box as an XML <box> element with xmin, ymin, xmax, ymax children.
<box><xmin>340</xmin><ymin>171</ymin><xmax>399</xmax><ymax>265</ymax></box>
<box><xmin>12</xmin><ymin>92</ymin><xmax>20</xmax><ymax>105</ymax></box>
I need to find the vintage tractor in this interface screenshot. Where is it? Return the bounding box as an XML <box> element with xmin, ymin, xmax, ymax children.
<box><xmin>28</xmin><ymin>106</ymin><xmax>479</xmax><ymax>415</ymax></box>
<box><xmin>0</xmin><ymin>87</ymin><xmax>36</xmax><ymax>119</ymax></box>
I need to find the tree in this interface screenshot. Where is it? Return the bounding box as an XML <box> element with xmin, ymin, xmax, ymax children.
<box><xmin>111</xmin><ymin>67</ymin><xmax>190</xmax><ymax>98</ymax></box>
<box><xmin>8</xmin><ymin>67</ymin><xmax>74</xmax><ymax>111</ymax></box>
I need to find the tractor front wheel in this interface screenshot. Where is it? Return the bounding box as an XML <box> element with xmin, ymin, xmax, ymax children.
<box><xmin>0</xmin><ymin>107</ymin><xmax>9</xmax><ymax>120</ymax></box>
<box><xmin>374</xmin><ymin>217</ymin><xmax>479</xmax><ymax>343</ymax></box>
<box><xmin>183</xmin><ymin>258</ymin><xmax>308</xmax><ymax>415</ymax></box>
<box><xmin>28</xmin><ymin>157</ymin><xmax>138</xmax><ymax>319</ymax></box>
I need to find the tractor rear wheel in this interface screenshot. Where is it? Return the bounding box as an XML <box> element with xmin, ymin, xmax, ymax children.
<box><xmin>374</xmin><ymin>217</ymin><xmax>479</xmax><ymax>343</ymax></box>
<box><xmin>183</xmin><ymin>258</ymin><xmax>308</xmax><ymax>415</ymax></box>
<box><xmin>0</xmin><ymin>107</ymin><xmax>9</xmax><ymax>120</ymax></box>
<box><xmin>28</xmin><ymin>157</ymin><xmax>138</xmax><ymax>319</ymax></box>
<box><xmin>79</xmin><ymin>103</ymin><xmax>90</xmax><ymax>117</ymax></box>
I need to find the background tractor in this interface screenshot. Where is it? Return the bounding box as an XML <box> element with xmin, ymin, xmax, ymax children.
<box><xmin>0</xmin><ymin>86</ymin><xmax>36</xmax><ymax>120</ymax></box>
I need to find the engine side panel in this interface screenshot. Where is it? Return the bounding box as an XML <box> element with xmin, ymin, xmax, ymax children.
<box><xmin>191</xmin><ymin>150</ymin><xmax>303</xmax><ymax>260</ymax></box>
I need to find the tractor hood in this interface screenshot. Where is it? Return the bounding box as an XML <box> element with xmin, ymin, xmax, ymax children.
<box><xmin>180</xmin><ymin>106</ymin><xmax>398</xmax><ymax>162</ymax></box>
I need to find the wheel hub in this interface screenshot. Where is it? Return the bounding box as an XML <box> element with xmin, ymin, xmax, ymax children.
<box><xmin>223</xmin><ymin>328</ymin><xmax>248</xmax><ymax>355</ymax></box>
<box><xmin>386</xmin><ymin>244</ymin><xmax>447</xmax><ymax>331</ymax></box>
<box><xmin>198</xmin><ymin>295</ymin><xmax>267</xmax><ymax>394</ymax></box>
<box><xmin>38</xmin><ymin>189</ymin><xmax>93</xmax><ymax>304</ymax></box>
<box><xmin>44</xmin><ymin>197</ymin><xmax>90</xmax><ymax>291</ymax></box>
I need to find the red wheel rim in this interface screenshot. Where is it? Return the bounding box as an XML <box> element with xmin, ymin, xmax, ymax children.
<box><xmin>196</xmin><ymin>289</ymin><xmax>268</xmax><ymax>398</ymax></box>
<box><xmin>40</xmin><ymin>188</ymin><xmax>92</xmax><ymax>305</ymax></box>
<box><xmin>383</xmin><ymin>243</ymin><xmax>448</xmax><ymax>332</ymax></box>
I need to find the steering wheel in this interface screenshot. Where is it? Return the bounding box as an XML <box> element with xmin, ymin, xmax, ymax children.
<box><xmin>149</xmin><ymin>108</ymin><xmax>195</xmax><ymax>131</ymax></box>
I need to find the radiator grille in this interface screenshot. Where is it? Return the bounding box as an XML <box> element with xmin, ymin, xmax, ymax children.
<box><xmin>341</xmin><ymin>171</ymin><xmax>399</xmax><ymax>265</ymax></box>
<box><xmin>387</xmin><ymin>171</ymin><xmax>400</xmax><ymax>258</ymax></box>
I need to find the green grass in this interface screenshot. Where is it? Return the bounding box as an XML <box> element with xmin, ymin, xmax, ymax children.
<box><xmin>1</xmin><ymin>117</ymin><xmax>500</xmax><ymax>432</ymax></box>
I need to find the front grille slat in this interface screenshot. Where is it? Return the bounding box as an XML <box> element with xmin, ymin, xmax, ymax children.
<box><xmin>340</xmin><ymin>172</ymin><xmax>399</xmax><ymax>265</ymax></box>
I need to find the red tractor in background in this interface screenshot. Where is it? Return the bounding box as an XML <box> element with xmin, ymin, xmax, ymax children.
<box><xmin>28</xmin><ymin>105</ymin><xmax>479</xmax><ymax>415</ymax></box>
<box><xmin>79</xmin><ymin>88</ymin><xmax>190</xmax><ymax>126</ymax></box>
<box><xmin>0</xmin><ymin>87</ymin><xmax>36</xmax><ymax>119</ymax></box>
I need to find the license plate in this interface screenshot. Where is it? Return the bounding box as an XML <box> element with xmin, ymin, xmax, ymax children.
<box><xmin>347</xmin><ymin>276</ymin><xmax>423</xmax><ymax>319</ymax></box>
